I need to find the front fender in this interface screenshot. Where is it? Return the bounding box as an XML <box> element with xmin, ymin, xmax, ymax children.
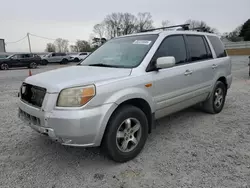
<box><xmin>104</xmin><ymin>87</ymin><xmax>155</xmax><ymax>112</ymax></box>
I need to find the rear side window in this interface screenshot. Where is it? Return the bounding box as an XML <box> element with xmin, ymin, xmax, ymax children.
<box><xmin>207</xmin><ymin>35</ymin><xmax>227</xmax><ymax>58</ymax></box>
<box><xmin>186</xmin><ymin>35</ymin><xmax>211</xmax><ymax>62</ymax></box>
<box><xmin>23</xmin><ymin>54</ymin><xmax>31</xmax><ymax>58</ymax></box>
<box><xmin>80</xmin><ymin>53</ymin><xmax>87</xmax><ymax>55</ymax></box>
<box><xmin>153</xmin><ymin>35</ymin><xmax>187</xmax><ymax>64</ymax></box>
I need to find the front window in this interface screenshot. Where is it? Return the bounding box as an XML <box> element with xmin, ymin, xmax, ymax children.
<box><xmin>80</xmin><ymin>34</ymin><xmax>158</xmax><ymax>68</ymax></box>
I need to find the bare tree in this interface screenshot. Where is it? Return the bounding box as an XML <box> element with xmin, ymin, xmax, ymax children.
<box><xmin>75</xmin><ymin>40</ymin><xmax>91</xmax><ymax>52</ymax></box>
<box><xmin>54</xmin><ymin>38</ymin><xmax>69</xmax><ymax>52</ymax></box>
<box><xmin>70</xmin><ymin>45</ymin><xmax>79</xmax><ymax>52</ymax></box>
<box><xmin>161</xmin><ymin>20</ymin><xmax>172</xmax><ymax>30</ymax></box>
<box><xmin>121</xmin><ymin>13</ymin><xmax>138</xmax><ymax>35</ymax></box>
<box><xmin>223</xmin><ymin>25</ymin><xmax>243</xmax><ymax>42</ymax></box>
<box><xmin>185</xmin><ymin>19</ymin><xmax>217</xmax><ymax>33</ymax></box>
<box><xmin>93</xmin><ymin>12</ymin><xmax>154</xmax><ymax>38</ymax></box>
<box><xmin>104</xmin><ymin>13</ymin><xmax>124</xmax><ymax>38</ymax></box>
<box><xmin>45</xmin><ymin>43</ymin><xmax>56</xmax><ymax>52</ymax></box>
<box><xmin>161</xmin><ymin>20</ymin><xmax>171</xmax><ymax>27</ymax></box>
<box><xmin>136</xmin><ymin>12</ymin><xmax>154</xmax><ymax>32</ymax></box>
<box><xmin>70</xmin><ymin>40</ymin><xmax>92</xmax><ymax>52</ymax></box>
<box><xmin>93</xmin><ymin>22</ymin><xmax>106</xmax><ymax>39</ymax></box>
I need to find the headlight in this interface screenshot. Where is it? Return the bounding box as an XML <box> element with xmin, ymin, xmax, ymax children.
<box><xmin>57</xmin><ymin>85</ymin><xmax>95</xmax><ymax>107</ymax></box>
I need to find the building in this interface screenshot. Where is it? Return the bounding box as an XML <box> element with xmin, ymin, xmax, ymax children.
<box><xmin>0</xmin><ymin>39</ymin><xmax>6</xmax><ymax>52</ymax></box>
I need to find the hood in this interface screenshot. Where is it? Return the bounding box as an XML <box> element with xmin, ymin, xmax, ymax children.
<box><xmin>24</xmin><ymin>65</ymin><xmax>132</xmax><ymax>93</ymax></box>
<box><xmin>0</xmin><ymin>58</ymin><xmax>9</xmax><ymax>62</ymax></box>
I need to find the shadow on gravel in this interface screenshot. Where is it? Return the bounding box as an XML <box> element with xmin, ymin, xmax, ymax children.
<box><xmin>28</xmin><ymin>107</ymin><xmax>205</xmax><ymax>166</ymax></box>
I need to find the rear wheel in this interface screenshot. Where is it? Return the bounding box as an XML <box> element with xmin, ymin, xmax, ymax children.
<box><xmin>29</xmin><ymin>62</ymin><xmax>37</xmax><ymax>69</ymax></box>
<box><xmin>102</xmin><ymin>105</ymin><xmax>148</xmax><ymax>163</ymax></box>
<box><xmin>74</xmin><ymin>58</ymin><xmax>79</xmax><ymax>62</ymax></box>
<box><xmin>202</xmin><ymin>81</ymin><xmax>227</xmax><ymax>114</ymax></box>
<box><xmin>61</xmin><ymin>59</ymin><xmax>68</xmax><ymax>64</ymax></box>
<box><xmin>0</xmin><ymin>63</ymin><xmax>9</xmax><ymax>70</ymax></box>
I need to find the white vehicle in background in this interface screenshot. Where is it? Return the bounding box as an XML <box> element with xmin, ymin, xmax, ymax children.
<box><xmin>41</xmin><ymin>52</ymin><xmax>72</xmax><ymax>65</ymax></box>
<box><xmin>70</xmin><ymin>52</ymin><xmax>90</xmax><ymax>62</ymax></box>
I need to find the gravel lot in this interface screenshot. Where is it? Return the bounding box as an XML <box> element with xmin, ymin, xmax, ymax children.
<box><xmin>0</xmin><ymin>57</ymin><xmax>250</xmax><ymax>188</ymax></box>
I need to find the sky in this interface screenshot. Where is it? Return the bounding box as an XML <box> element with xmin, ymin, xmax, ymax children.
<box><xmin>0</xmin><ymin>0</ymin><xmax>249</xmax><ymax>52</ymax></box>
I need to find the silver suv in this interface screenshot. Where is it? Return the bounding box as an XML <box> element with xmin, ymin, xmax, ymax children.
<box><xmin>41</xmin><ymin>52</ymin><xmax>72</xmax><ymax>64</ymax></box>
<box><xmin>18</xmin><ymin>29</ymin><xmax>232</xmax><ymax>162</ymax></box>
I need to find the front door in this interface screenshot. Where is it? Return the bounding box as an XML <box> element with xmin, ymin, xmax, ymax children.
<box><xmin>9</xmin><ymin>54</ymin><xmax>22</xmax><ymax>67</ymax></box>
<box><xmin>149</xmin><ymin>35</ymin><xmax>199</xmax><ymax>119</ymax></box>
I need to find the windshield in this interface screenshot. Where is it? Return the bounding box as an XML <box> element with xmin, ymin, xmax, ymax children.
<box><xmin>80</xmin><ymin>34</ymin><xmax>158</xmax><ymax>68</ymax></box>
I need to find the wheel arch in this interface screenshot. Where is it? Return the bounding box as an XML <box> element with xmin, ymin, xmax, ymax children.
<box><xmin>97</xmin><ymin>97</ymin><xmax>154</xmax><ymax>147</ymax></box>
<box><xmin>217</xmin><ymin>76</ymin><xmax>227</xmax><ymax>88</ymax></box>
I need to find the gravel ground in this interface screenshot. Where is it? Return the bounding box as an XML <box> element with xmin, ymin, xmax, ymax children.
<box><xmin>0</xmin><ymin>57</ymin><xmax>250</xmax><ymax>188</ymax></box>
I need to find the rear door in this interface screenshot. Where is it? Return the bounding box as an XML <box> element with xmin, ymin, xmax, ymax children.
<box><xmin>206</xmin><ymin>35</ymin><xmax>230</xmax><ymax>84</ymax></box>
<box><xmin>184</xmin><ymin>34</ymin><xmax>214</xmax><ymax>98</ymax></box>
<box><xmin>20</xmin><ymin>54</ymin><xmax>32</xmax><ymax>67</ymax></box>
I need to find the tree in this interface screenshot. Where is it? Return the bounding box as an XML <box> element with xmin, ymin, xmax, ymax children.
<box><xmin>240</xmin><ymin>19</ymin><xmax>250</xmax><ymax>41</ymax></box>
<box><xmin>161</xmin><ymin>20</ymin><xmax>171</xmax><ymax>30</ymax></box>
<box><xmin>45</xmin><ymin>43</ymin><xmax>56</xmax><ymax>52</ymax></box>
<box><xmin>54</xmin><ymin>38</ymin><xmax>69</xmax><ymax>52</ymax></box>
<box><xmin>104</xmin><ymin>12</ymin><xmax>124</xmax><ymax>38</ymax></box>
<box><xmin>136</xmin><ymin>12</ymin><xmax>154</xmax><ymax>32</ymax></box>
<box><xmin>93</xmin><ymin>12</ymin><xmax>154</xmax><ymax>38</ymax></box>
<box><xmin>185</xmin><ymin>19</ymin><xmax>217</xmax><ymax>33</ymax></box>
<box><xmin>223</xmin><ymin>25</ymin><xmax>243</xmax><ymax>42</ymax></box>
<box><xmin>120</xmin><ymin>13</ymin><xmax>138</xmax><ymax>35</ymax></box>
<box><xmin>75</xmin><ymin>40</ymin><xmax>92</xmax><ymax>52</ymax></box>
<box><xmin>70</xmin><ymin>45</ymin><xmax>78</xmax><ymax>52</ymax></box>
<box><xmin>93</xmin><ymin>23</ymin><xmax>106</xmax><ymax>39</ymax></box>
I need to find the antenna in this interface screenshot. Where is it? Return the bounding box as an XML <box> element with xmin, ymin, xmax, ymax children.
<box><xmin>140</xmin><ymin>24</ymin><xmax>190</xmax><ymax>32</ymax></box>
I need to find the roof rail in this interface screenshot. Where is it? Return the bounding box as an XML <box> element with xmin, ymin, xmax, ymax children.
<box><xmin>140</xmin><ymin>24</ymin><xmax>190</xmax><ymax>32</ymax></box>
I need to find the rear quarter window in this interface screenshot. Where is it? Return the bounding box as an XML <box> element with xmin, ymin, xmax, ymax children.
<box><xmin>207</xmin><ymin>35</ymin><xmax>227</xmax><ymax>58</ymax></box>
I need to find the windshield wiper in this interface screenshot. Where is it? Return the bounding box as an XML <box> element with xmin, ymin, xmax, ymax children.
<box><xmin>88</xmin><ymin>63</ymin><xmax>121</xmax><ymax>68</ymax></box>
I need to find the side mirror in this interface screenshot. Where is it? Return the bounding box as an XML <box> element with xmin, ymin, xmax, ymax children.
<box><xmin>156</xmin><ymin>56</ymin><xmax>176</xmax><ymax>69</ymax></box>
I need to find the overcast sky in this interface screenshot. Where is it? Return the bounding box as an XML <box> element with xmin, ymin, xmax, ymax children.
<box><xmin>1</xmin><ymin>0</ymin><xmax>249</xmax><ymax>52</ymax></box>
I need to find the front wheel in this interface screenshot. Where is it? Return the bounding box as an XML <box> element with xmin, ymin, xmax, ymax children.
<box><xmin>0</xmin><ymin>63</ymin><xmax>9</xmax><ymax>70</ymax></box>
<box><xmin>102</xmin><ymin>105</ymin><xmax>148</xmax><ymax>163</ymax></box>
<box><xmin>202</xmin><ymin>81</ymin><xmax>227</xmax><ymax>114</ymax></box>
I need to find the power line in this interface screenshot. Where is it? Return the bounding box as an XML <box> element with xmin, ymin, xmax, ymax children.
<box><xmin>29</xmin><ymin>33</ymin><xmax>56</xmax><ymax>41</ymax></box>
<box><xmin>5</xmin><ymin>35</ymin><xmax>27</xmax><ymax>44</ymax></box>
<box><xmin>29</xmin><ymin>33</ymin><xmax>77</xmax><ymax>43</ymax></box>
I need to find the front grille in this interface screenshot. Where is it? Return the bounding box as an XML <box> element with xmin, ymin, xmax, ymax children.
<box><xmin>19</xmin><ymin>108</ymin><xmax>41</xmax><ymax>126</ymax></box>
<box><xmin>20</xmin><ymin>83</ymin><xmax>46</xmax><ymax>108</ymax></box>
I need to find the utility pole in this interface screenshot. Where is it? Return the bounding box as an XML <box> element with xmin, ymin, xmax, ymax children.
<box><xmin>27</xmin><ymin>33</ymin><xmax>32</xmax><ymax>53</ymax></box>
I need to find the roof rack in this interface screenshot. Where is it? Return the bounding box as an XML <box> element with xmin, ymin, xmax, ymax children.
<box><xmin>140</xmin><ymin>24</ymin><xmax>213</xmax><ymax>33</ymax></box>
<box><xmin>140</xmin><ymin>24</ymin><xmax>190</xmax><ymax>32</ymax></box>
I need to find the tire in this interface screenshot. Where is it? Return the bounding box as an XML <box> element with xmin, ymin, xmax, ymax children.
<box><xmin>61</xmin><ymin>59</ymin><xmax>68</xmax><ymax>64</ymax></box>
<box><xmin>202</xmin><ymin>81</ymin><xmax>227</xmax><ymax>114</ymax></box>
<box><xmin>29</xmin><ymin>62</ymin><xmax>37</xmax><ymax>69</ymax></box>
<box><xmin>42</xmin><ymin>60</ymin><xmax>48</xmax><ymax>65</ymax></box>
<box><xmin>102</xmin><ymin>105</ymin><xmax>148</xmax><ymax>163</ymax></box>
<box><xmin>0</xmin><ymin>63</ymin><xmax>9</xmax><ymax>70</ymax></box>
<box><xmin>74</xmin><ymin>58</ymin><xmax>79</xmax><ymax>62</ymax></box>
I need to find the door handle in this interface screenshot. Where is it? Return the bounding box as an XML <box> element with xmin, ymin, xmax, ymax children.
<box><xmin>184</xmin><ymin>70</ymin><xmax>193</xmax><ymax>76</ymax></box>
<box><xmin>212</xmin><ymin>64</ymin><xmax>218</xmax><ymax>69</ymax></box>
